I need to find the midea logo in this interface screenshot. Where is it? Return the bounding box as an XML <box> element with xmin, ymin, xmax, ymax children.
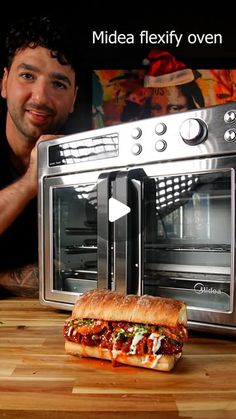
<box><xmin>194</xmin><ymin>282</ymin><xmax>221</xmax><ymax>295</ymax></box>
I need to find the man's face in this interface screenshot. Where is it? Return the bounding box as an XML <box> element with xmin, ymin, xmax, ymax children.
<box><xmin>1</xmin><ymin>46</ymin><xmax>77</xmax><ymax>144</ymax></box>
<box><xmin>150</xmin><ymin>86</ymin><xmax>189</xmax><ymax>116</ymax></box>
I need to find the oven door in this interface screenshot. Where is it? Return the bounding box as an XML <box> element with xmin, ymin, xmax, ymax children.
<box><xmin>138</xmin><ymin>156</ymin><xmax>236</xmax><ymax>331</ymax></box>
<box><xmin>41</xmin><ymin>171</ymin><xmax>99</xmax><ymax>307</ymax></box>
<box><xmin>40</xmin><ymin>170</ymin><xmax>114</xmax><ymax>307</ymax></box>
<box><xmin>40</xmin><ymin>166</ymin><xmax>142</xmax><ymax>308</ymax></box>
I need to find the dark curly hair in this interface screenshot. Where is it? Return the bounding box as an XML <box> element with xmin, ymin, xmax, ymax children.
<box><xmin>5</xmin><ymin>16</ymin><xmax>79</xmax><ymax>84</ymax></box>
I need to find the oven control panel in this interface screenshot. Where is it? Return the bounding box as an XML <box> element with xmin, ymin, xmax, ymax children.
<box><xmin>43</xmin><ymin>101</ymin><xmax>236</xmax><ymax>172</ymax></box>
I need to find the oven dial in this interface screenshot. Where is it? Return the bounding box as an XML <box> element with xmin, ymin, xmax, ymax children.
<box><xmin>155</xmin><ymin>139</ymin><xmax>167</xmax><ymax>152</ymax></box>
<box><xmin>131</xmin><ymin>127</ymin><xmax>142</xmax><ymax>139</ymax></box>
<box><xmin>155</xmin><ymin>122</ymin><xmax>167</xmax><ymax>135</ymax></box>
<box><xmin>131</xmin><ymin>143</ymin><xmax>142</xmax><ymax>155</ymax></box>
<box><xmin>180</xmin><ymin>118</ymin><xmax>207</xmax><ymax>145</ymax></box>
<box><xmin>224</xmin><ymin>129</ymin><xmax>236</xmax><ymax>142</ymax></box>
<box><xmin>224</xmin><ymin>110</ymin><xmax>236</xmax><ymax>123</ymax></box>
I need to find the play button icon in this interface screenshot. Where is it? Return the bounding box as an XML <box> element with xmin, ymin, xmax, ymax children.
<box><xmin>109</xmin><ymin>197</ymin><xmax>131</xmax><ymax>222</ymax></box>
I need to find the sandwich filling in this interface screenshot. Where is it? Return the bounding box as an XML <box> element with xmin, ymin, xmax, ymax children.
<box><xmin>64</xmin><ymin>318</ymin><xmax>188</xmax><ymax>366</ymax></box>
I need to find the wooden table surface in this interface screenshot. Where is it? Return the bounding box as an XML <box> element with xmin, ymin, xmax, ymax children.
<box><xmin>0</xmin><ymin>298</ymin><xmax>236</xmax><ymax>419</ymax></box>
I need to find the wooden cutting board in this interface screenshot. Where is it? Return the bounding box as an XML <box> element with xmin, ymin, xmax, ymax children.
<box><xmin>0</xmin><ymin>297</ymin><xmax>236</xmax><ymax>418</ymax></box>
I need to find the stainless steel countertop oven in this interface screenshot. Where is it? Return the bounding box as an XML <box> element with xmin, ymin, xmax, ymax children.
<box><xmin>38</xmin><ymin>102</ymin><xmax>236</xmax><ymax>335</ymax></box>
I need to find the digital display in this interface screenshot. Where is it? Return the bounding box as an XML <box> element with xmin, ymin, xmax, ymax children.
<box><xmin>49</xmin><ymin>133</ymin><xmax>119</xmax><ymax>166</ymax></box>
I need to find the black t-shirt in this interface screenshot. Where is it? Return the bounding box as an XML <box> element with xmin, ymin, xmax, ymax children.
<box><xmin>0</xmin><ymin>111</ymin><xmax>38</xmax><ymax>270</ymax></box>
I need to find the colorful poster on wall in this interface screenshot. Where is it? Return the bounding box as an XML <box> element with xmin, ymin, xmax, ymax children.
<box><xmin>92</xmin><ymin>69</ymin><xmax>236</xmax><ymax>129</ymax></box>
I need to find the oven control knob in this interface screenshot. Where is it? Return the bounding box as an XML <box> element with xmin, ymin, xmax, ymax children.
<box><xmin>155</xmin><ymin>122</ymin><xmax>167</xmax><ymax>135</ymax></box>
<box><xmin>131</xmin><ymin>143</ymin><xmax>142</xmax><ymax>155</ymax></box>
<box><xmin>131</xmin><ymin>127</ymin><xmax>142</xmax><ymax>139</ymax></box>
<box><xmin>155</xmin><ymin>139</ymin><xmax>167</xmax><ymax>152</ymax></box>
<box><xmin>180</xmin><ymin>118</ymin><xmax>207</xmax><ymax>145</ymax></box>
<box><xmin>224</xmin><ymin>129</ymin><xmax>236</xmax><ymax>142</ymax></box>
<box><xmin>224</xmin><ymin>110</ymin><xmax>236</xmax><ymax>123</ymax></box>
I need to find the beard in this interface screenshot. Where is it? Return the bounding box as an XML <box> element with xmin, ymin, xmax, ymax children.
<box><xmin>7</xmin><ymin>102</ymin><xmax>68</xmax><ymax>144</ymax></box>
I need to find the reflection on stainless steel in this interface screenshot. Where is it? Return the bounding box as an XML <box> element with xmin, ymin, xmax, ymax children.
<box><xmin>144</xmin><ymin>271</ymin><xmax>230</xmax><ymax>283</ymax></box>
<box><xmin>163</xmin><ymin>247</ymin><xmax>230</xmax><ymax>252</ymax></box>
<box><xmin>155</xmin><ymin>174</ymin><xmax>199</xmax><ymax>215</ymax></box>
<box><xmin>70</xmin><ymin>269</ymin><xmax>97</xmax><ymax>275</ymax></box>
<box><xmin>51</xmin><ymin>134</ymin><xmax>119</xmax><ymax>166</ymax></box>
<box><xmin>65</xmin><ymin>245</ymin><xmax>97</xmax><ymax>254</ymax></box>
<box><xmin>61</xmin><ymin>269</ymin><xmax>97</xmax><ymax>277</ymax></box>
<box><xmin>74</xmin><ymin>184</ymin><xmax>97</xmax><ymax>208</ymax></box>
<box><xmin>145</xmin><ymin>244</ymin><xmax>231</xmax><ymax>252</ymax></box>
<box><xmin>146</xmin><ymin>263</ymin><xmax>230</xmax><ymax>275</ymax></box>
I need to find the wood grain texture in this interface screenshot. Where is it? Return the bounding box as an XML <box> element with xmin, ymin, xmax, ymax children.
<box><xmin>0</xmin><ymin>298</ymin><xmax>236</xmax><ymax>419</ymax></box>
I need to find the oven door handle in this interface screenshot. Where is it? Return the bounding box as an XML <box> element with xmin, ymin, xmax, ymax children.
<box><xmin>97</xmin><ymin>171</ymin><xmax>118</xmax><ymax>289</ymax></box>
<box><xmin>113</xmin><ymin>168</ymin><xmax>146</xmax><ymax>295</ymax></box>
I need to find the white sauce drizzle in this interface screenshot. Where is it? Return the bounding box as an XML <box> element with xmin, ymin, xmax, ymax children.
<box><xmin>67</xmin><ymin>326</ymin><xmax>73</xmax><ymax>336</ymax></box>
<box><xmin>112</xmin><ymin>348</ymin><xmax>118</xmax><ymax>359</ymax></box>
<box><xmin>141</xmin><ymin>355</ymin><xmax>150</xmax><ymax>364</ymax></box>
<box><xmin>150</xmin><ymin>355</ymin><xmax>162</xmax><ymax>369</ymax></box>
<box><xmin>149</xmin><ymin>333</ymin><xmax>165</xmax><ymax>354</ymax></box>
<box><xmin>128</xmin><ymin>333</ymin><xmax>144</xmax><ymax>355</ymax></box>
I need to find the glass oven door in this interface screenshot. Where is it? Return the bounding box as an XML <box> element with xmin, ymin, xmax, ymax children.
<box><xmin>141</xmin><ymin>163</ymin><xmax>235</xmax><ymax>326</ymax></box>
<box><xmin>42</xmin><ymin>170</ymin><xmax>115</xmax><ymax>306</ymax></box>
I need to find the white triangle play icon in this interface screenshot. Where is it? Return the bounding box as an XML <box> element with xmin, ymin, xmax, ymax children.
<box><xmin>109</xmin><ymin>197</ymin><xmax>131</xmax><ymax>222</ymax></box>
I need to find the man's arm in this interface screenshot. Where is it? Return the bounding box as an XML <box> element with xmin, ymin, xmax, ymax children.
<box><xmin>0</xmin><ymin>263</ymin><xmax>39</xmax><ymax>297</ymax></box>
<box><xmin>0</xmin><ymin>134</ymin><xmax>60</xmax><ymax>235</ymax></box>
<box><xmin>0</xmin><ymin>139</ymin><xmax>38</xmax><ymax>235</ymax></box>
<box><xmin>0</xmin><ymin>135</ymin><xmax>62</xmax><ymax>296</ymax></box>
<box><xmin>0</xmin><ymin>175</ymin><xmax>36</xmax><ymax>234</ymax></box>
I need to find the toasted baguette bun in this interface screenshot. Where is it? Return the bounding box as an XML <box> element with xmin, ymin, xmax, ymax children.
<box><xmin>71</xmin><ymin>289</ymin><xmax>187</xmax><ymax>328</ymax></box>
<box><xmin>65</xmin><ymin>340</ymin><xmax>181</xmax><ymax>371</ymax></box>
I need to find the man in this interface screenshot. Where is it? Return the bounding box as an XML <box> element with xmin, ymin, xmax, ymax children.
<box><xmin>0</xmin><ymin>16</ymin><xmax>78</xmax><ymax>296</ymax></box>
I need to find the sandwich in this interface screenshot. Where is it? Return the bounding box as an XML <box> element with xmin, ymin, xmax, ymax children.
<box><xmin>63</xmin><ymin>289</ymin><xmax>188</xmax><ymax>371</ymax></box>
